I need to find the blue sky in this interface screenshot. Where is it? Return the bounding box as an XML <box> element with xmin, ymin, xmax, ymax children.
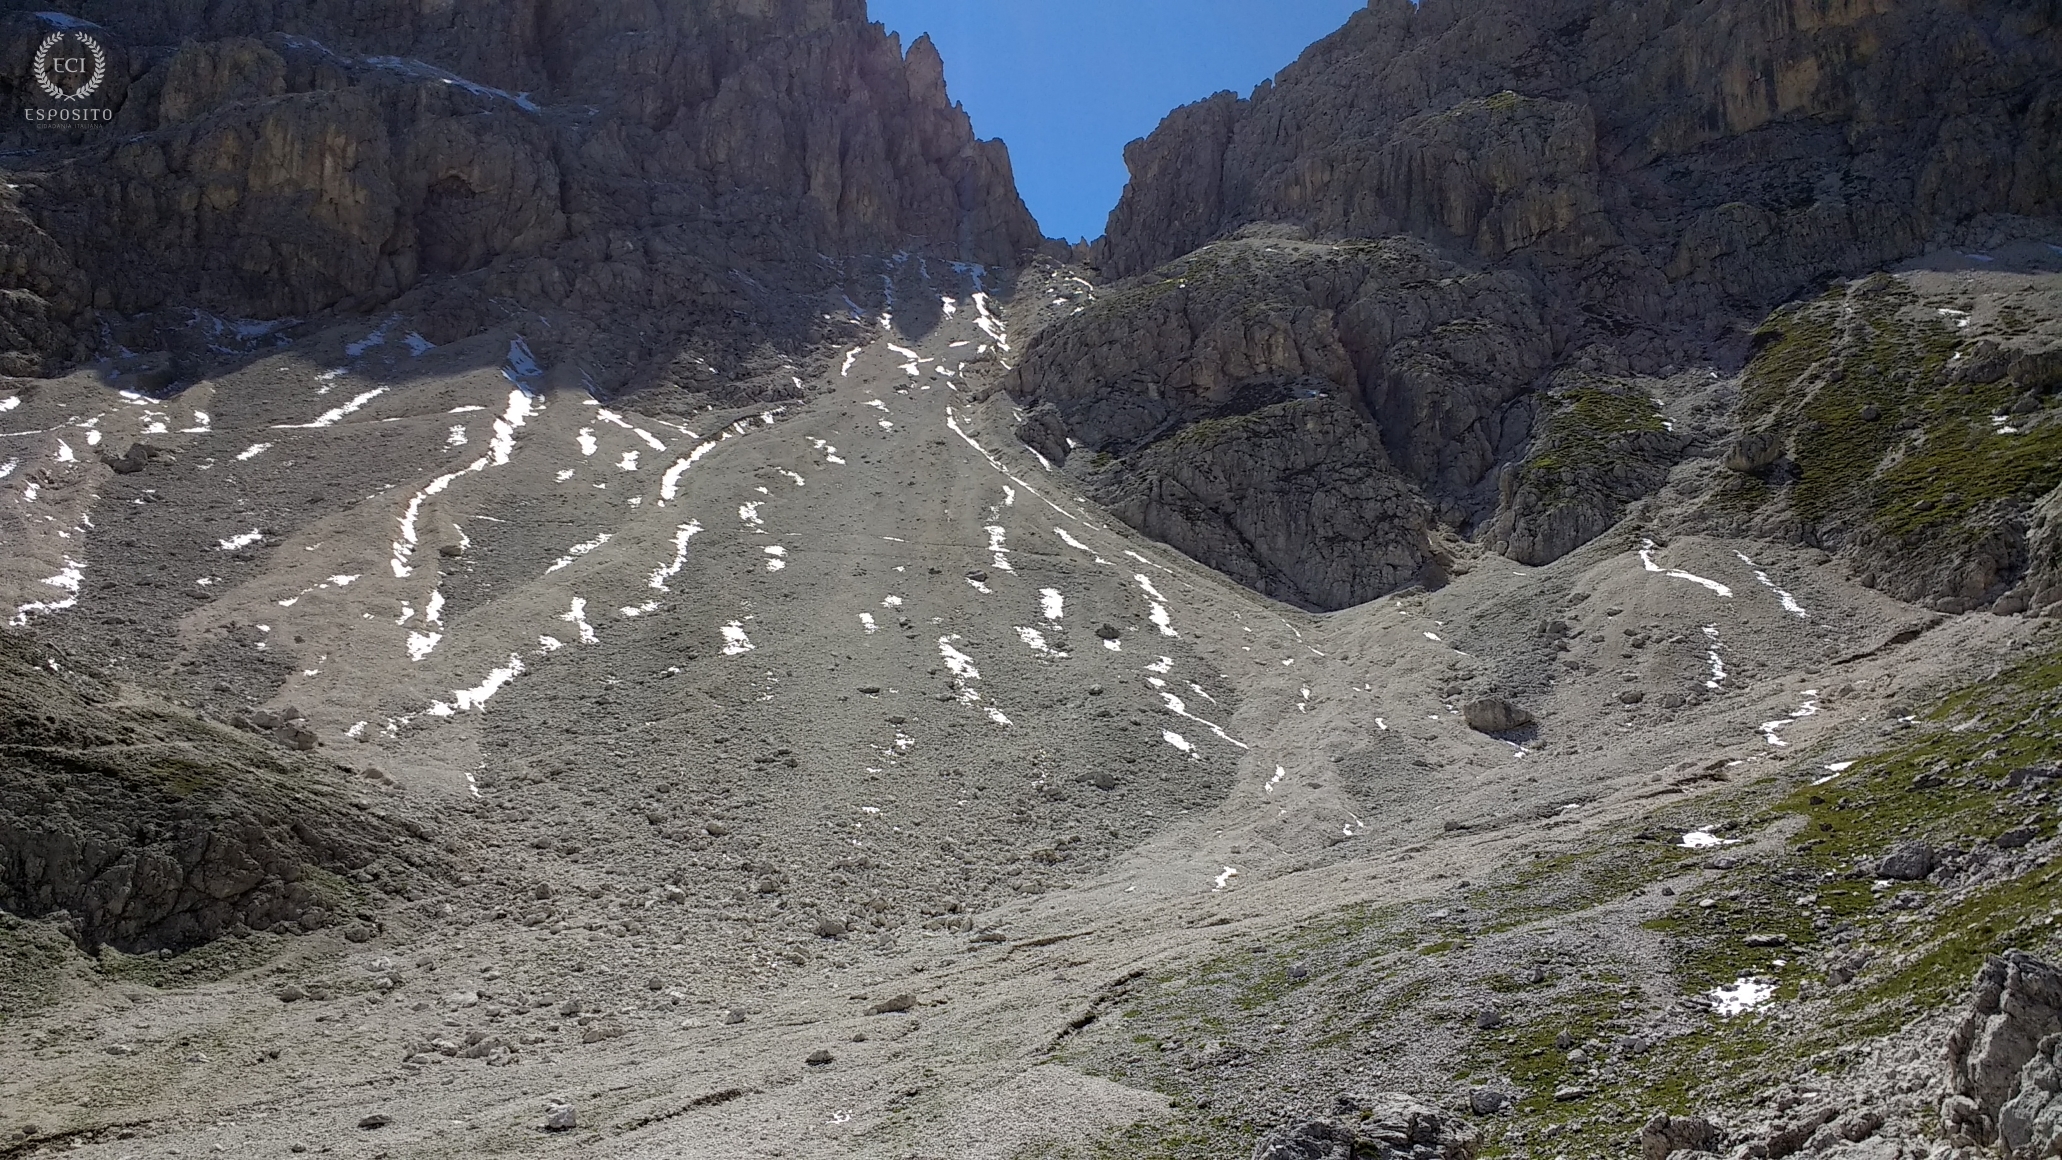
<box><xmin>869</xmin><ymin>0</ymin><xmax>1366</xmax><ymax>243</ymax></box>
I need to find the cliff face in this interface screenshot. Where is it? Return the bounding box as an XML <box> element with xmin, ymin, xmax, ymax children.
<box><xmin>1012</xmin><ymin>0</ymin><xmax>2062</xmax><ymax>611</ymax></box>
<box><xmin>0</xmin><ymin>0</ymin><xmax>1041</xmax><ymax>381</ymax></box>
<box><xmin>1102</xmin><ymin>0</ymin><xmax>2060</xmax><ymax>342</ymax></box>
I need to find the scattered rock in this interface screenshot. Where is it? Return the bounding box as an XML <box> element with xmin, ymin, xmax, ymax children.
<box><xmin>1878</xmin><ymin>842</ymin><xmax>1936</xmax><ymax>881</ymax></box>
<box><xmin>805</xmin><ymin>1049</ymin><xmax>833</xmax><ymax>1065</ymax></box>
<box><xmin>1641</xmin><ymin>1111</ymin><xmax>1723</xmax><ymax>1159</ymax></box>
<box><xmin>1619</xmin><ymin>689</ymin><xmax>1645</xmax><ymax>704</ymax></box>
<box><xmin>1095</xmin><ymin>624</ymin><xmax>1122</xmax><ymax>640</ymax></box>
<box><xmin>864</xmin><ymin>993</ymin><xmax>916</xmax><ymax>1015</ymax></box>
<box><xmin>1995</xmin><ymin>827</ymin><xmax>2039</xmax><ymax>850</ymax></box>
<box><xmin>1250</xmin><ymin>1119</ymin><xmax>1356</xmax><ymax>1160</ymax></box>
<box><xmin>1463</xmin><ymin>698</ymin><xmax>1533</xmax><ymax>734</ymax></box>
<box><xmin>1947</xmin><ymin>952</ymin><xmax>2062</xmax><ymax>1142</ymax></box>
<box><xmin>543</xmin><ymin>1103</ymin><xmax>577</xmax><ymax>1132</ymax></box>
<box><xmin>1744</xmin><ymin>933</ymin><xmax>1788</xmax><ymax>947</ymax></box>
<box><xmin>1469</xmin><ymin>1088</ymin><xmax>1509</xmax><ymax>1116</ymax></box>
<box><xmin>357</xmin><ymin>1114</ymin><xmax>391</xmax><ymax>1129</ymax></box>
<box><xmin>814</xmin><ymin>917</ymin><xmax>848</xmax><ymax>939</ymax></box>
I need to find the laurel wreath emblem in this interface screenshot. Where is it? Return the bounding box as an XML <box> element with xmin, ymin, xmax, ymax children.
<box><xmin>32</xmin><ymin>32</ymin><xmax>106</xmax><ymax>103</ymax></box>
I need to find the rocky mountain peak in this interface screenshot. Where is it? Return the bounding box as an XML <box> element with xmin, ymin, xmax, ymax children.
<box><xmin>0</xmin><ymin>0</ymin><xmax>1042</xmax><ymax>383</ymax></box>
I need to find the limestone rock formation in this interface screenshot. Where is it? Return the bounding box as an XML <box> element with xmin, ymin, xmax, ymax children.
<box><xmin>0</xmin><ymin>1</ymin><xmax>1041</xmax><ymax>382</ymax></box>
<box><xmin>1692</xmin><ymin>274</ymin><xmax>2062</xmax><ymax>614</ymax></box>
<box><xmin>0</xmin><ymin>632</ymin><xmax>438</xmax><ymax>952</ymax></box>
<box><xmin>1012</xmin><ymin>0</ymin><xmax>2061</xmax><ymax>610</ymax></box>
<box><xmin>1947</xmin><ymin>951</ymin><xmax>2062</xmax><ymax>1145</ymax></box>
<box><xmin>1007</xmin><ymin>234</ymin><xmax>1550</xmax><ymax>609</ymax></box>
<box><xmin>1253</xmin><ymin>1092</ymin><xmax>1476</xmax><ymax>1160</ymax></box>
<box><xmin>1101</xmin><ymin>0</ymin><xmax>2060</xmax><ymax>344</ymax></box>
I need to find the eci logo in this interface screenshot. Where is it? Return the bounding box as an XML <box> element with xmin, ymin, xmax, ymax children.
<box><xmin>23</xmin><ymin>28</ymin><xmax>113</xmax><ymax>124</ymax></box>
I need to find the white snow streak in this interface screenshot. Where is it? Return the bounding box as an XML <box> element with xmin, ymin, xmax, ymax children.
<box><xmin>1639</xmin><ymin>539</ymin><xmax>1734</xmax><ymax>597</ymax></box>
<box><xmin>280</xmin><ymin>387</ymin><xmax>386</xmax><ymax>429</ymax></box>
<box><xmin>1736</xmin><ymin>551</ymin><xmax>1808</xmax><ymax>617</ymax></box>
<box><xmin>546</xmin><ymin>533</ymin><xmax>612</xmax><ymax>573</ymax></box>
<box><xmin>649</xmin><ymin>522</ymin><xmax>702</xmax><ymax>590</ymax></box>
<box><xmin>1760</xmin><ymin>690</ymin><xmax>1820</xmax><ymax>747</ymax></box>
<box><xmin>561</xmin><ymin>598</ymin><xmax>598</xmax><ymax>645</ymax></box>
<box><xmin>1040</xmin><ymin>588</ymin><xmax>1064</xmax><ymax>622</ymax></box>
<box><xmin>721</xmin><ymin>622</ymin><xmax>755</xmax><ymax>656</ymax></box>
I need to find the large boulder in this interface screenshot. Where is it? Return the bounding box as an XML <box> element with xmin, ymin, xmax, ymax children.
<box><xmin>1463</xmin><ymin>698</ymin><xmax>1534</xmax><ymax>734</ymax></box>
<box><xmin>1945</xmin><ymin>952</ymin><xmax>2062</xmax><ymax>1146</ymax></box>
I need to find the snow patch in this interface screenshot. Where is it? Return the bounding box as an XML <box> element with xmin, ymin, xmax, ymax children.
<box><xmin>546</xmin><ymin>533</ymin><xmax>612</xmax><ymax>573</ymax></box>
<box><xmin>1736</xmin><ymin>551</ymin><xmax>1808</xmax><ymax>617</ymax></box>
<box><xmin>649</xmin><ymin>522</ymin><xmax>702</xmax><ymax>590</ymax></box>
<box><xmin>561</xmin><ymin>598</ymin><xmax>597</xmax><ymax>645</ymax></box>
<box><xmin>1015</xmin><ymin>626</ymin><xmax>1066</xmax><ymax>656</ymax></box>
<box><xmin>1040</xmin><ymin>588</ymin><xmax>1064</xmax><ymax>622</ymax></box>
<box><xmin>280</xmin><ymin>387</ymin><xmax>386</xmax><ymax>429</ymax></box>
<box><xmin>1760</xmin><ymin>690</ymin><xmax>1820</xmax><ymax>747</ymax></box>
<box><xmin>217</xmin><ymin>529</ymin><xmax>264</xmax><ymax>551</ymax></box>
<box><xmin>1639</xmin><ymin>539</ymin><xmax>1734</xmax><ymax>597</ymax></box>
<box><xmin>1708</xmin><ymin>978</ymin><xmax>1776</xmax><ymax>1018</ymax></box>
<box><xmin>721</xmin><ymin>622</ymin><xmax>755</xmax><ymax>656</ymax></box>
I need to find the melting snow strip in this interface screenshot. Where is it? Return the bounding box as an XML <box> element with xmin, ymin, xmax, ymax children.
<box><xmin>1680</xmin><ymin>830</ymin><xmax>1741</xmax><ymax>849</ymax></box>
<box><xmin>562</xmin><ymin>598</ymin><xmax>598</xmax><ymax>644</ymax></box>
<box><xmin>217</xmin><ymin>529</ymin><xmax>264</xmax><ymax>551</ymax></box>
<box><xmin>546</xmin><ymin>533</ymin><xmax>613</xmax><ymax>573</ymax></box>
<box><xmin>1736</xmin><ymin>551</ymin><xmax>1809</xmax><ymax>617</ymax></box>
<box><xmin>1159</xmin><ymin>692</ymin><xmax>1247</xmax><ymax>748</ymax></box>
<box><xmin>985</xmin><ymin>525</ymin><xmax>1014</xmax><ymax>571</ymax></box>
<box><xmin>1040</xmin><ymin>588</ymin><xmax>1064</xmax><ymax>621</ymax></box>
<box><xmin>345</xmin><ymin>314</ymin><xmax>398</xmax><ymax>357</ymax></box>
<box><xmin>721</xmin><ymin>622</ymin><xmax>755</xmax><ymax>655</ymax></box>
<box><xmin>649</xmin><ymin>522</ymin><xmax>703</xmax><ymax>590</ymax></box>
<box><xmin>595</xmin><ymin>408</ymin><xmax>667</xmax><ymax>451</ymax></box>
<box><xmin>1702</xmin><ymin>625</ymin><xmax>1728</xmax><ymax>689</ymax></box>
<box><xmin>278</xmin><ymin>387</ymin><xmax>386</xmax><ymax>429</ymax></box>
<box><xmin>661</xmin><ymin>442</ymin><xmax>721</xmax><ymax>499</ymax></box>
<box><xmin>1708</xmin><ymin>978</ymin><xmax>1775</xmax><ymax>1018</ymax></box>
<box><xmin>390</xmin><ymin>391</ymin><xmax>538</xmax><ymax>580</ymax></box>
<box><xmin>1638</xmin><ymin>539</ymin><xmax>1734</xmax><ymax>597</ymax></box>
<box><xmin>502</xmin><ymin>336</ymin><xmax>544</xmax><ymax>391</ymax></box>
<box><xmin>840</xmin><ymin>347</ymin><xmax>861</xmax><ymax>376</ymax></box>
<box><xmin>1162</xmin><ymin>730</ymin><xmax>1197</xmax><ymax>758</ymax></box>
<box><xmin>1015</xmin><ymin>626</ymin><xmax>1066</xmax><ymax>656</ymax></box>
<box><xmin>426</xmin><ymin>654</ymin><xmax>528</xmax><ymax>721</ymax></box>
<box><xmin>1760</xmin><ymin>690</ymin><xmax>1820</xmax><ymax>747</ymax></box>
